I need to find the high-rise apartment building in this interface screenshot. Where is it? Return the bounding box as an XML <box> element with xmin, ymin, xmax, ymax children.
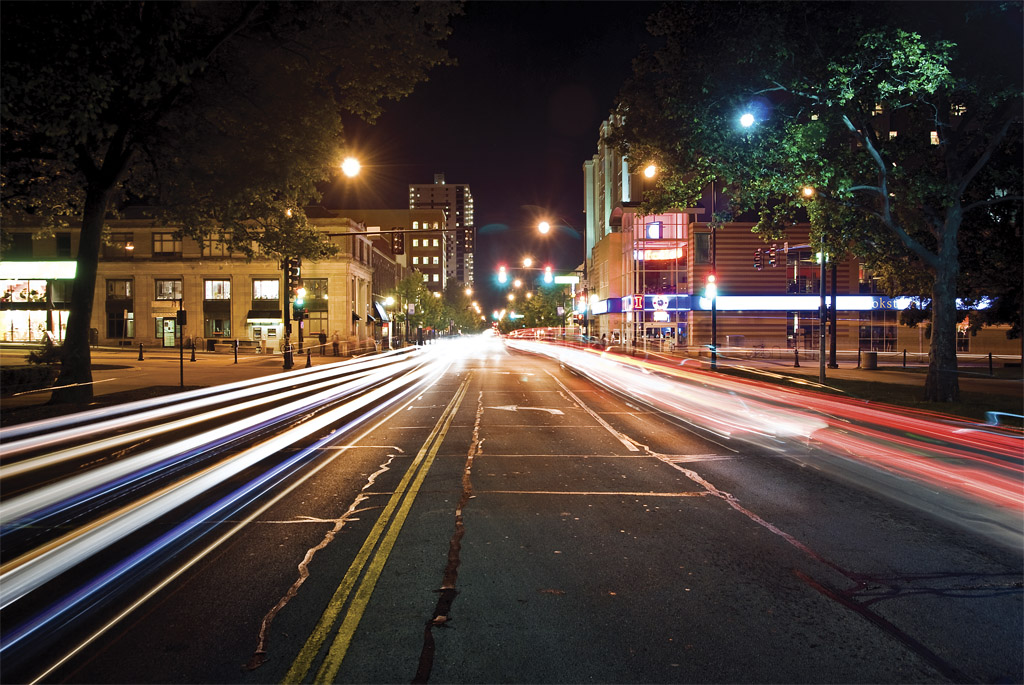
<box><xmin>408</xmin><ymin>173</ymin><xmax>475</xmax><ymax>285</ymax></box>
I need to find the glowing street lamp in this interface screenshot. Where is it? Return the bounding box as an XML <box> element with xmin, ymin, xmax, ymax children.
<box><xmin>538</xmin><ymin>221</ymin><xmax>551</xmax><ymax>235</ymax></box>
<box><xmin>523</xmin><ymin>257</ymin><xmax>533</xmax><ymax>268</ymax></box>
<box><xmin>341</xmin><ymin>157</ymin><xmax>361</xmax><ymax>177</ymax></box>
<box><xmin>644</xmin><ymin>164</ymin><xmax>657</xmax><ymax>178</ymax></box>
<box><xmin>740</xmin><ymin>112</ymin><xmax>755</xmax><ymax>128</ymax></box>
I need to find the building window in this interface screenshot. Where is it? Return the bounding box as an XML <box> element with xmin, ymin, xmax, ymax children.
<box><xmin>51</xmin><ymin>280</ymin><xmax>73</xmax><ymax>304</ymax></box>
<box><xmin>432</xmin><ymin>256</ymin><xmax>440</xmax><ymax>265</ymax></box>
<box><xmin>787</xmin><ymin>311</ymin><xmax>819</xmax><ymax>350</ymax></box>
<box><xmin>205</xmin><ymin>279</ymin><xmax>230</xmax><ymax>300</ymax></box>
<box><xmin>930</xmin><ymin>131</ymin><xmax>940</xmax><ymax>145</ymax></box>
<box><xmin>202</xmin><ymin>234</ymin><xmax>233</xmax><ymax>257</ymax></box>
<box><xmin>422</xmin><ymin>274</ymin><xmax>429</xmax><ymax>282</ymax></box>
<box><xmin>2</xmin><ymin>233</ymin><xmax>33</xmax><ymax>259</ymax></box>
<box><xmin>155</xmin><ymin>279</ymin><xmax>182</xmax><ymax>301</ymax></box>
<box><xmin>858</xmin><ymin>310</ymin><xmax>897</xmax><ymax>351</ymax></box>
<box><xmin>432</xmin><ymin>274</ymin><xmax>440</xmax><ymax>282</ymax></box>
<box><xmin>432</xmin><ymin>239</ymin><xmax>440</xmax><ymax>247</ymax></box>
<box><xmin>304</xmin><ymin>278</ymin><xmax>328</xmax><ymax>308</ymax></box>
<box><xmin>957</xmin><ymin>328</ymin><xmax>970</xmax><ymax>352</ymax></box>
<box><xmin>106</xmin><ymin>279</ymin><xmax>132</xmax><ymax>299</ymax></box>
<box><xmin>253</xmin><ymin>279</ymin><xmax>279</xmax><ymax>300</ymax></box>
<box><xmin>412</xmin><ymin>257</ymin><xmax>420</xmax><ymax>265</ymax></box>
<box><xmin>153</xmin><ymin>232</ymin><xmax>181</xmax><ymax>256</ymax></box>
<box><xmin>413</xmin><ymin>221</ymin><xmax>419</xmax><ymax>230</ymax></box>
<box><xmin>56</xmin><ymin>233</ymin><xmax>72</xmax><ymax>258</ymax></box>
<box><xmin>107</xmin><ymin>311</ymin><xmax>134</xmax><ymax>339</ymax></box>
<box><xmin>104</xmin><ymin>233</ymin><xmax>134</xmax><ymax>259</ymax></box>
<box><xmin>694</xmin><ymin>233</ymin><xmax>711</xmax><ymax>265</ymax></box>
<box><xmin>413</xmin><ymin>238</ymin><xmax>420</xmax><ymax>247</ymax></box>
<box><xmin>306</xmin><ymin>310</ymin><xmax>328</xmax><ymax>337</ymax></box>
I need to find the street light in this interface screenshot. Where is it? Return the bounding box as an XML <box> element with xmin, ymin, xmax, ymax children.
<box><xmin>740</xmin><ymin>112</ymin><xmax>755</xmax><ymax>128</ymax></box>
<box><xmin>341</xmin><ymin>157</ymin><xmax>361</xmax><ymax>178</ymax></box>
<box><xmin>537</xmin><ymin>218</ymin><xmax>587</xmax><ymax>335</ymax></box>
<box><xmin>801</xmin><ymin>186</ymin><xmax>827</xmax><ymax>385</ymax></box>
<box><xmin>644</xmin><ymin>164</ymin><xmax>657</xmax><ymax>178</ymax></box>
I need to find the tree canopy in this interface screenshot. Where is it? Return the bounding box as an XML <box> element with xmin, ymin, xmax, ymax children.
<box><xmin>614</xmin><ymin>1</ymin><xmax>1022</xmax><ymax>401</ymax></box>
<box><xmin>1</xmin><ymin>1</ymin><xmax>460</xmax><ymax>401</ymax></box>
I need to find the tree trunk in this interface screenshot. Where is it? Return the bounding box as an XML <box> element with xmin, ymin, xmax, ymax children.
<box><xmin>924</xmin><ymin>214</ymin><xmax>961</xmax><ymax>402</ymax></box>
<box><xmin>51</xmin><ymin>186</ymin><xmax>110</xmax><ymax>404</ymax></box>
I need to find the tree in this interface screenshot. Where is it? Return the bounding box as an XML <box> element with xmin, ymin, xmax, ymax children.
<box><xmin>522</xmin><ymin>286</ymin><xmax>568</xmax><ymax>329</ymax></box>
<box><xmin>1</xmin><ymin>1</ymin><xmax>459</xmax><ymax>402</ymax></box>
<box><xmin>615</xmin><ymin>2</ymin><xmax>1022</xmax><ymax>401</ymax></box>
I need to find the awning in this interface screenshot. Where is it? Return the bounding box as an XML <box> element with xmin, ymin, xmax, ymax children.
<box><xmin>352</xmin><ymin>311</ymin><xmax>361</xmax><ymax>322</ymax></box>
<box><xmin>247</xmin><ymin>309</ymin><xmax>281</xmax><ymax>320</ymax></box>
<box><xmin>366</xmin><ymin>314</ymin><xmax>378</xmax><ymax>324</ymax></box>
<box><xmin>373</xmin><ymin>301</ymin><xmax>390</xmax><ymax>322</ymax></box>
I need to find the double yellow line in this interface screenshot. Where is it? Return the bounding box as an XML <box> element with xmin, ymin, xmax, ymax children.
<box><xmin>284</xmin><ymin>378</ymin><xmax>470</xmax><ymax>684</ymax></box>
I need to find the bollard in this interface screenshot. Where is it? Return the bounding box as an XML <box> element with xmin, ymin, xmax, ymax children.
<box><xmin>989</xmin><ymin>352</ymin><xmax>994</xmax><ymax>377</ymax></box>
<box><xmin>138</xmin><ymin>342</ymin><xmax>144</xmax><ymax>361</ymax></box>
<box><xmin>190</xmin><ymin>342</ymin><xmax>196</xmax><ymax>362</ymax></box>
<box><xmin>283</xmin><ymin>344</ymin><xmax>293</xmax><ymax>369</ymax></box>
<box><xmin>793</xmin><ymin>347</ymin><xmax>800</xmax><ymax>368</ymax></box>
<box><xmin>857</xmin><ymin>348</ymin><xmax>861</xmax><ymax>368</ymax></box>
<box><xmin>305</xmin><ymin>348</ymin><xmax>312</xmax><ymax>368</ymax></box>
<box><xmin>234</xmin><ymin>339</ymin><xmax>239</xmax><ymax>365</ymax></box>
<box><xmin>903</xmin><ymin>348</ymin><xmax>907</xmax><ymax>368</ymax></box>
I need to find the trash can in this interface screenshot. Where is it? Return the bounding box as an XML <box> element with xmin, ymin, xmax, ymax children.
<box><xmin>862</xmin><ymin>351</ymin><xmax>878</xmax><ymax>369</ymax></box>
<box><xmin>89</xmin><ymin>328</ymin><xmax>99</xmax><ymax>346</ymax></box>
<box><xmin>207</xmin><ymin>338</ymin><xmax>216</xmax><ymax>352</ymax></box>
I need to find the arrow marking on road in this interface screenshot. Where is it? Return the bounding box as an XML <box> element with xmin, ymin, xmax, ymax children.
<box><xmin>486</xmin><ymin>405</ymin><xmax>564</xmax><ymax>415</ymax></box>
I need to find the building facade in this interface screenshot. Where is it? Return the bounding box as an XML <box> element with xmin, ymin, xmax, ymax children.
<box><xmin>409</xmin><ymin>173</ymin><xmax>475</xmax><ymax>286</ymax></box>
<box><xmin>0</xmin><ymin>208</ymin><xmax>421</xmax><ymax>355</ymax></box>
<box><xmin>582</xmin><ymin>116</ymin><xmax>1018</xmax><ymax>359</ymax></box>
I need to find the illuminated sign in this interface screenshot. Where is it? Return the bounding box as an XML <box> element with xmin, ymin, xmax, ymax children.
<box><xmin>691</xmin><ymin>295</ymin><xmax>930</xmax><ymax>311</ymax></box>
<box><xmin>646</xmin><ymin>221</ymin><xmax>663</xmax><ymax>239</ymax></box>
<box><xmin>0</xmin><ymin>261</ymin><xmax>77</xmax><ymax>280</ymax></box>
<box><xmin>554</xmin><ymin>275</ymin><xmax>580</xmax><ymax>285</ymax></box>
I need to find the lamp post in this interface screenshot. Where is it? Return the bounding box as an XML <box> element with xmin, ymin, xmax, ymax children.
<box><xmin>538</xmin><ymin>218</ymin><xmax>587</xmax><ymax>337</ymax></box>
<box><xmin>802</xmin><ymin>186</ymin><xmax>827</xmax><ymax>385</ymax></box>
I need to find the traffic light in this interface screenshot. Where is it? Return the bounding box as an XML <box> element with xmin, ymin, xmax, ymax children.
<box><xmin>284</xmin><ymin>257</ymin><xmax>301</xmax><ymax>291</ymax></box>
<box><xmin>769</xmin><ymin>243</ymin><xmax>777</xmax><ymax>268</ymax></box>
<box><xmin>704</xmin><ymin>273</ymin><xmax>718</xmax><ymax>300</ymax></box>
<box><xmin>544</xmin><ymin>265</ymin><xmax>553</xmax><ymax>284</ymax></box>
<box><xmin>754</xmin><ymin>249</ymin><xmax>763</xmax><ymax>271</ymax></box>
<box><xmin>498</xmin><ymin>265</ymin><xmax>508</xmax><ymax>284</ymax></box>
<box><xmin>391</xmin><ymin>231</ymin><xmax>405</xmax><ymax>255</ymax></box>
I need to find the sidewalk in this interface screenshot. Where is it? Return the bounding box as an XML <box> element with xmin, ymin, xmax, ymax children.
<box><xmin>601</xmin><ymin>343</ymin><xmax>1024</xmax><ymax>401</ymax></box>
<box><xmin>0</xmin><ymin>343</ymin><xmax>359</xmax><ymax>421</ymax></box>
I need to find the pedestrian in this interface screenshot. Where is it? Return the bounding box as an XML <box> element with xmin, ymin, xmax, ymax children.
<box><xmin>601</xmin><ymin>333</ymin><xmax>607</xmax><ymax>348</ymax></box>
<box><xmin>331</xmin><ymin>330</ymin><xmax>340</xmax><ymax>356</ymax></box>
<box><xmin>318</xmin><ymin>330</ymin><xmax>327</xmax><ymax>356</ymax></box>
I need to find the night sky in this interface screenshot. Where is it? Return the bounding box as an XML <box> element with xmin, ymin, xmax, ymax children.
<box><xmin>325</xmin><ymin>1</ymin><xmax>659</xmax><ymax>308</ymax></box>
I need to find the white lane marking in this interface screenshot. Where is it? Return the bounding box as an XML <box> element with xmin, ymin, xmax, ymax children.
<box><xmin>486</xmin><ymin>405</ymin><xmax>565</xmax><ymax>415</ymax></box>
<box><xmin>478</xmin><ymin>490</ymin><xmax>710</xmax><ymax>497</ymax></box>
<box><xmin>546</xmin><ymin>371</ymin><xmax>640</xmax><ymax>452</ymax></box>
<box><xmin>664</xmin><ymin>454</ymin><xmax>736</xmax><ymax>463</ymax></box>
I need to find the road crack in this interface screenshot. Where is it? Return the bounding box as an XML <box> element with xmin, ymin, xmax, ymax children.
<box><xmin>413</xmin><ymin>390</ymin><xmax>484</xmax><ymax>683</ymax></box>
<box><xmin>244</xmin><ymin>454</ymin><xmax>397</xmax><ymax>671</ymax></box>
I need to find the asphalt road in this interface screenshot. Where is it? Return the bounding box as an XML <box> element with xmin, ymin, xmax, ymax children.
<box><xmin>10</xmin><ymin>335</ymin><xmax>1023</xmax><ymax>684</ymax></box>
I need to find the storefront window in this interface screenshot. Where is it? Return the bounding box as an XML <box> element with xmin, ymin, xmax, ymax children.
<box><xmin>858</xmin><ymin>310</ymin><xmax>897</xmax><ymax>351</ymax></box>
<box><xmin>155</xmin><ymin>279</ymin><xmax>182</xmax><ymax>301</ymax></box>
<box><xmin>205</xmin><ymin>279</ymin><xmax>230</xmax><ymax>300</ymax></box>
<box><xmin>253</xmin><ymin>279</ymin><xmax>279</xmax><ymax>300</ymax></box>
<box><xmin>106</xmin><ymin>279</ymin><xmax>132</xmax><ymax>300</ymax></box>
